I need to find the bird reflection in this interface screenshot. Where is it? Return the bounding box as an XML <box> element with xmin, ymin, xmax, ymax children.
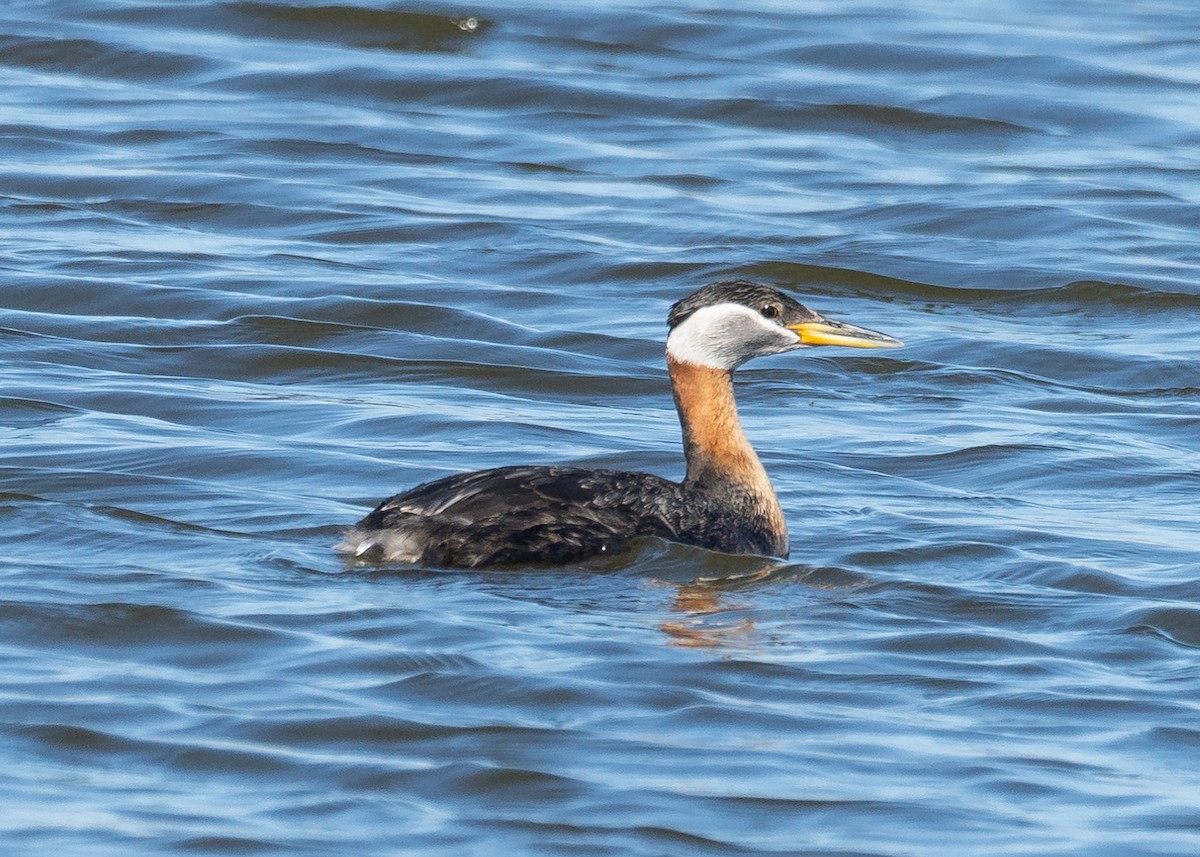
<box><xmin>658</xmin><ymin>561</ymin><xmax>785</xmax><ymax>648</ymax></box>
<box><xmin>657</xmin><ymin>560</ymin><xmax>868</xmax><ymax>648</ymax></box>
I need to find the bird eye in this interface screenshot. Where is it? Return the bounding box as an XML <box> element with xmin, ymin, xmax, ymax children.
<box><xmin>760</xmin><ymin>303</ymin><xmax>781</xmax><ymax>320</ymax></box>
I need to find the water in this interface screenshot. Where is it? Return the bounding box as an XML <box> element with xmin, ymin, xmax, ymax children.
<box><xmin>3</xmin><ymin>1</ymin><xmax>1200</xmax><ymax>854</ymax></box>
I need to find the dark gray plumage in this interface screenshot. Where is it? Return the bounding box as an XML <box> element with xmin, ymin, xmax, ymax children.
<box><xmin>348</xmin><ymin>465</ymin><xmax>782</xmax><ymax>567</ymax></box>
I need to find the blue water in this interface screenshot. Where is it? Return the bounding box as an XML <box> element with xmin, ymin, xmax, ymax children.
<box><xmin>2</xmin><ymin>1</ymin><xmax>1199</xmax><ymax>855</ymax></box>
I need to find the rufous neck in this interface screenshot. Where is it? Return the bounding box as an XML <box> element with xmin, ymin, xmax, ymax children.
<box><xmin>667</xmin><ymin>357</ymin><xmax>768</xmax><ymax>491</ymax></box>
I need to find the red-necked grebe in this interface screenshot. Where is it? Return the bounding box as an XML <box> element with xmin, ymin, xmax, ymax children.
<box><xmin>339</xmin><ymin>280</ymin><xmax>901</xmax><ymax>567</ymax></box>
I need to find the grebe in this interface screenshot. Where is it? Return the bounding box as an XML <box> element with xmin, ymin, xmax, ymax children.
<box><xmin>339</xmin><ymin>280</ymin><xmax>901</xmax><ymax>567</ymax></box>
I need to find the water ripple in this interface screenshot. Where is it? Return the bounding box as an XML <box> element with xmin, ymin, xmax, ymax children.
<box><xmin>3</xmin><ymin>0</ymin><xmax>1200</xmax><ymax>855</ymax></box>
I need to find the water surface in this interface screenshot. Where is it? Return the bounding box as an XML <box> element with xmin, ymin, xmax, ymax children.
<box><xmin>2</xmin><ymin>1</ymin><xmax>1199</xmax><ymax>855</ymax></box>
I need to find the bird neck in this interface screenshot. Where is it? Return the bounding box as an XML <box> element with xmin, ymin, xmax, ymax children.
<box><xmin>667</xmin><ymin>357</ymin><xmax>785</xmax><ymax>534</ymax></box>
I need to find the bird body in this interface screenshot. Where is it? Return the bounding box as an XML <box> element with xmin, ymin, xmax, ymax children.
<box><xmin>339</xmin><ymin>280</ymin><xmax>900</xmax><ymax>568</ymax></box>
<box><xmin>343</xmin><ymin>464</ymin><xmax>781</xmax><ymax>567</ymax></box>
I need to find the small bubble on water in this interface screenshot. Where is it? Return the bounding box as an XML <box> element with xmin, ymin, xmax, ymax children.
<box><xmin>452</xmin><ymin>17</ymin><xmax>479</xmax><ymax>32</ymax></box>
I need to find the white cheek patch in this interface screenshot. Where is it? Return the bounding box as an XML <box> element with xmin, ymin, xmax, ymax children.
<box><xmin>666</xmin><ymin>303</ymin><xmax>798</xmax><ymax>369</ymax></box>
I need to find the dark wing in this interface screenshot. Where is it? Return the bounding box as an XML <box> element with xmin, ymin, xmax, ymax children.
<box><xmin>348</xmin><ymin>466</ymin><xmax>690</xmax><ymax>567</ymax></box>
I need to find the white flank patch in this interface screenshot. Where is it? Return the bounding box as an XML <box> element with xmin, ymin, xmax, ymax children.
<box><xmin>336</xmin><ymin>527</ymin><xmax>424</xmax><ymax>563</ymax></box>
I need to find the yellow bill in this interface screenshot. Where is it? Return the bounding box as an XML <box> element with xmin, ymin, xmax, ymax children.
<box><xmin>788</xmin><ymin>318</ymin><xmax>902</xmax><ymax>349</ymax></box>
